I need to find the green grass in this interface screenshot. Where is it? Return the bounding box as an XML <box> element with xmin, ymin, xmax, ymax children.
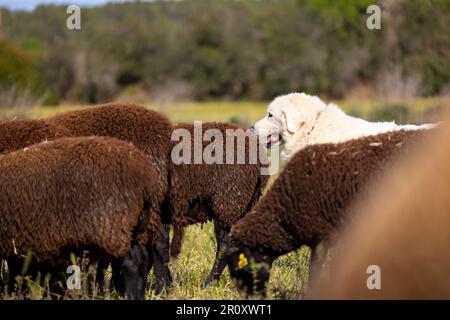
<box><xmin>1</xmin><ymin>97</ymin><xmax>449</xmax><ymax>299</ymax></box>
<box><xmin>152</xmin><ymin>224</ymin><xmax>312</xmax><ymax>300</ymax></box>
<box><xmin>1</xmin><ymin>97</ymin><xmax>446</xmax><ymax>126</ymax></box>
<box><xmin>1</xmin><ymin>224</ymin><xmax>311</xmax><ymax>300</ymax></box>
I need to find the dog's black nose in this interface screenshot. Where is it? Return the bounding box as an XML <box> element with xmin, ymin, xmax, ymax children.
<box><xmin>249</xmin><ymin>126</ymin><xmax>255</xmax><ymax>132</ymax></box>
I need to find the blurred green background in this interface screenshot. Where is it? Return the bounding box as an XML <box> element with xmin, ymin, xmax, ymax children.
<box><xmin>0</xmin><ymin>0</ymin><xmax>449</xmax><ymax>125</ymax></box>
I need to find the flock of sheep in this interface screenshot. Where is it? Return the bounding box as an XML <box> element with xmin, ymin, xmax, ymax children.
<box><xmin>0</xmin><ymin>92</ymin><xmax>448</xmax><ymax>300</ymax></box>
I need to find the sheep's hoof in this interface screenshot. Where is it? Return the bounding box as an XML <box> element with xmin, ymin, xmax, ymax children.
<box><xmin>151</xmin><ymin>279</ymin><xmax>170</xmax><ymax>295</ymax></box>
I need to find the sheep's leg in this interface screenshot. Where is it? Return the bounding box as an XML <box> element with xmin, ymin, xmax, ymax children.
<box><xmin>7</xmin><ymin>259</ymin><xmax>21</xmax><ymax>293</ymax></box>
<box><xmin>7</xmin><ymin>259</ymin><xmax>40</xmax><ymax>296</ymax></box>
<box><xmin>307</xmin><ymin>242</ymin><xmax>328</xmax><ymax>291</ymax></box>
<box><xmin>203</xmin><ymin>218</ymin><xmax>229</xmax><ymax>287</ymax></box>
<box><xmin>0</xmin><ymin>258</ymin><xmax>10</xmax><ymax>293</ymax></box>
<box><xmin>46</xmin><ymin>270</ymin><xmax>66</xmax><ymax>300</ymax></box>
<box><xmin>110</xmin><ymin>259</ymin><xmax>122</xmax><ymax>294</ymax></box>
<box><xmin>0</xmin><ymin>259</ymin><xmax>5</xmax><ymax>292</ymax></box>
<box><xmin>121</xmin><ymin>244</ymin><xmax>150</xmax><ymax>300</ymax></box>
<box><xmin>150</xmin><ymin>223</ymin><xmax>172</xmax><ymax>294</ymax></box>
<box><xmin>96</xmin><ymin>260</ymin><xmax>110</xmax><ymax>294</ymax></box>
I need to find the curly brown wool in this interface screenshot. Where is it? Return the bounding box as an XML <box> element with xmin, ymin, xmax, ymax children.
<box><xmin>0</xmin><ymin>119</ymin><xmax>72</xmax><ymax>154</ymax></box>
<box><xmin>230</xmin><ymin>129</ymin><xmax>429</xmax><ymax>256</ymax></box>
<box><xmin>0</xmin><ymin>137</ymin><xmax>162</xmax><ymax>269</ymax></box>
<box><xmin>169</xmin><ymin>122</ymin><xmax>269</xmax><ymax>253</ymax></box>
<box><xmin>49</xmin><ymin>106</ymin><xmax>267</xmax><ymax>287</ymax></box>
<box><xmin>49</xmin><ymin>103</ymin><xmax>172</xmax><ymax>202</ymax></box>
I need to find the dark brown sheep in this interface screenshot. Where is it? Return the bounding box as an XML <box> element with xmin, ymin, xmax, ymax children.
<box><xmin>226</xmin><ymin>129</ymin><xmax>430</xmax><ymax>297</ymax></box>
<box><xmin>0</xmin><ymin>119</ymin><xmax>73</xmax><ymax>290</ymax></box>
<box><xmin>0</xmin><ymin>136</ymin><xmax>164</xmax><ymax>299</ymax></box>
<box><xmin>0</xmin><ymin>119</ymin><xmax>72</xmax><ymax>154</ymax></box>
<box><xmin>169</xmin><ymin>122</ymin><xmax>269</xmax><ymax>285</ymax></box>
<box><xmin>49</xmin><ymin>103</ymin><xmax>173</xmax><ymax>292</ymax></box>
<box><xmin>309</xmin><ymin>121</ymin><xmax>450</xmax><ymax>299</ymax></box>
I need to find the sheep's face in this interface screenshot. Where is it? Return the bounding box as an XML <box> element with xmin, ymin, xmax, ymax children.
<box><xmin>226</xmin><ymin>243</ymin><xmax>272</xmax><ymax>298</ymax></box>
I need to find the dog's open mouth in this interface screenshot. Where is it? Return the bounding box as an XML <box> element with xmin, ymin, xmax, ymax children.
<box><xmin>265</xmin><ymin>133</ymin><xmax>281</xmax><ymax>148</ymax></box>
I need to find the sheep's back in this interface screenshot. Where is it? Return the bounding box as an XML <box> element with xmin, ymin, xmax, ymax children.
<box><xmin>49</xmin><ymin>104</ymin><xmax>172</xmax><ymax>190</ymax></box>
<box><xmin>0</xmin><ymin>119</ymin><xmax>72</xmax><ymax>154</ymax></box>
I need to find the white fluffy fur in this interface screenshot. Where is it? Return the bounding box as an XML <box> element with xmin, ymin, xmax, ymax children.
<box><xmin>253</xmin><ymin>92</ymin><xmax>435</xmax><ymax>161</ymax></box>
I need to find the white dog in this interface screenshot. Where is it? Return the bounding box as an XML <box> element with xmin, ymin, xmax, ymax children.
<box><xmin>252</xmin><ymin>92</ymin><xmax>434</xmax><ymax>161</ymax></box>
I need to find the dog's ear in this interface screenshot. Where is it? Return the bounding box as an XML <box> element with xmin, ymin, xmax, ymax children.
<box><xmin>282</xmin><ymin>95</ymin><xmax>317</xmax><ymax>134</ymax></box>
<box><xmin>282</xmin><ymin>109</ymin><xmax>301</xmax><ymax>133</ymax></box>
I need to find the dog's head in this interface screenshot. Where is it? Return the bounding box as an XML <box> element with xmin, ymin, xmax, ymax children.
<box><xmin>252</xmin><ymin>93</ymin><xmax>327</xmax><ymax>148</ymax></box>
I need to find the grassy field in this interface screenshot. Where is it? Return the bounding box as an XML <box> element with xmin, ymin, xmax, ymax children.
<box><xmin>1</xmin><ymin>96</ymin><xmax>448</xmax><ymax>125</ymax></box>
<box><xmin>1</xmin><ymin>223</ymin><xmax>311</xmax><ymax>300</ymax></box>
<box><xmin>0</xmin><ymin>97</ymin><xmax>449</xmax><ymax>299</ymax></box>
<box><xmin>147</xmin><ymin>224</ymin><xmax>311</xmax><ymax>300</ymax></box>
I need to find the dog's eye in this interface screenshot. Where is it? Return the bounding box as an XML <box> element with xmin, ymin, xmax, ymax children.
<box><xmin>268</xmin><ymin>113</ymin><xmax>273</xmax><ymax>118</ymax></box>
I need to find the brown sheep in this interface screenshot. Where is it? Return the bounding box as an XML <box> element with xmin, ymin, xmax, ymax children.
<box><xmin>49</xmin><ymin>103</ymin><xmax>173</xmax><ymax>292</ymax></box>
<box><xmin>309</xmin><ymin>120</ymin><xmax>450</xmax><ymax>299</ymax></box>
<box><xmin>48</xmin><ymin>106</ymin><xmax>268</xmax><ymax>289</ymax></box>
<box><xmin>169</xmin><ymin>122</ymin><xmax>269</xmax><ymax>285</ymax></box>
<box><xmin>0</xmin><ymin>136</ymin><xmax>164</xmax><ymax>299</ymax></box>
<box><xmin>0</xmin><ymin>119</ymin><xmax>73</xmax><ymax>289</ymax></box>
<box><xmin>0</xmin><ymin>119</ymin><xmax>72</xmax><ymax>154</ymax></box>
<box><xmin>226</xmin><ymin>129</ymin><xmax>430</xmax><ymax>297</ymax></box>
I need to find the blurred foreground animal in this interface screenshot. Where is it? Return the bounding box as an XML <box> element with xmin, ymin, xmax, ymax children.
<box><xmin>309</xmin><ymin>117</ymin><xmax>450</xmax><ymax>299</ymax></box>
